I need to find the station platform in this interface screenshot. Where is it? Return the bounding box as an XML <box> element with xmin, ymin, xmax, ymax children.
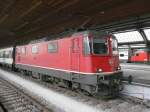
<box><xmin>121</xmin><ymin>63</ymin><xmax>150</xmax><ymax>85</ymax></box>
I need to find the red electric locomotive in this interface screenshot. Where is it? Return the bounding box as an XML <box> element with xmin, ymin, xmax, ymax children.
<box><xmin>130</xmin><ymin>49</ymin><xmax>150</xmax><ymax>63</ymax></box>
<box><xmin>15</xmin><ymin>31</ymin><xmax>122</xmax><ymax>97</ymax></box>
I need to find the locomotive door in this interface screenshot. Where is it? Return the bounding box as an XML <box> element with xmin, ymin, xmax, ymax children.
<box><xmin>71</xmin><ymin>38</ymin><xmax>80</xmax><ymax>71</ymax></box>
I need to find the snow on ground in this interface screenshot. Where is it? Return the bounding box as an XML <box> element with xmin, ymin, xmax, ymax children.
<box><xmin>0</xmin><ymin>69</ymin><xmax>105</xmax><ymax>112</ymax></box>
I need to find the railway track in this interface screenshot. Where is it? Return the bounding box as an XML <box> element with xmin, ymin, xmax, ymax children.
<box><xmin>122</xmin><ymin>81</ymin><xmax>150</xmax><ymax>104</ymax></box>
<box><xmin>0</xmin><ymin>77</ymin><xmax>51</xmax><ymax>112</ymax></box>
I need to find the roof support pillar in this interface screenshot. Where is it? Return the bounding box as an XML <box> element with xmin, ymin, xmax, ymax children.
<box><xmin>128</xmin><ymin>45</ymin><xmax>132</xmax><ymax>63</ymax></box>
<box><xmin>138</xmin><ymin>29</ymin><xmax>149</xmax><ymax>45</ymax></box>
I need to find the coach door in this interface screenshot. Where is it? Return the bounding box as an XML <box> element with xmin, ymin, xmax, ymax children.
<box><xmin>71</xmin><ymin>38</ymin><xmax>80</xmax><ymax>71</ymax></box>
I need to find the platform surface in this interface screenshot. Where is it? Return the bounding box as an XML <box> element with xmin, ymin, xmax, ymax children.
<box><xmin>121</xmin><ymin>63</ymin><xmax>150</xmax><ymax>85</ymax></box>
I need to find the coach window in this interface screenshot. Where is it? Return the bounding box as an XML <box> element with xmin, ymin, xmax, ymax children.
<box><xmin>0</xmin><ymin>52</ymin><xmax>1</xmax><ymax>58</ymax></box>
<box><xmin>21</xmin><ymin>47</ymin><xmax>26</xmax><ymax>54</ymax></box>
<box><xmin>48</xmin><ymin>42</ymin><xmax>58</xmax><ymax>53</ymax></box>
<box><xmin>8</xmin><ymin>51</ymin><xmax>12</xmax><ymax>58</ymax></box>
<box><xmin>5</xmin><ymin>51</ymin><xmax>9</xmax><ymax>58</ymax></box>
<box><xmin>2</xmin><ymin>51</ymin><xmax>5</xmax><ymax>58</ymax></box>
<box><xmin>32</xmin><ymin>45</ymin><xmax>38</xmax><ymax>54</ymax></box>
<box><xmin>120</xmin><ymin>54</ymin><xmax>124</xmax><ymax>57</ymax></box>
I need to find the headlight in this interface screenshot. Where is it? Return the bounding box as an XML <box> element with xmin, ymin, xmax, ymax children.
<box><xmin>97</xmin><ymin>68</ymin><xmax>103</xmax><ymax>73</ymax></box>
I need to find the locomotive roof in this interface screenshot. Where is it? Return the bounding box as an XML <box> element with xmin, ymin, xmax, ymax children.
<box><xmin>72</xmin><ymin>30</ymin><xmax>110</xmax><ymax>36</ymax></box>
<box><xmin>16</xmin><ymin>30</ymin><xmax>112</xmax><ymax>46</ymax></box>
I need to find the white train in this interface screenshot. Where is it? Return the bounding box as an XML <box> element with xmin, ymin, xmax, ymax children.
<box><xmin>119</xmin><ymin>49</ymin><xmax>129</xmax><ymax>62</ymax></box>
<box><xmin>0</xmin><ymin>47</ymin><xmax>13</xmax><ymax>68</ymax></box>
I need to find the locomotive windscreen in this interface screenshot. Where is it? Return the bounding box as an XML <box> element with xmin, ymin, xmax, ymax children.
<box><xmin>92</xmin><ymin>38</ymin><xmax>108</xmax><ymax>55</ymax></box>
<box><xmin>83</xmin><ymin>36</ymin><xmax>108</xmax><ymax>55</ymax></box>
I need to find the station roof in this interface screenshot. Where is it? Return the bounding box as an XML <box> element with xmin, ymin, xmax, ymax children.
<box><xmin>114</xmin><ymin>31</ymin><xmax>144</xmax><ymax>44</ymax></box>
<box><xmin>0</xmin><ymin>0</ymin><xmax>150</xmax><ymax>47</ymax></box>
<box><xmin>113</xmin><ymin>28</ymin><xmax>150</xmax><ymax>46</ymax></box>
<box><xmin>144</xmin><ymin>29</ymin><xmax>150</xmax><ymax>41</ymax></box>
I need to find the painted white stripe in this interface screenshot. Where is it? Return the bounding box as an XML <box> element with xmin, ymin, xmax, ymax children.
<box><xmin>16</xmin><ymin>63</ymin><xmax>121</xmax><ymax>75</ymax></box>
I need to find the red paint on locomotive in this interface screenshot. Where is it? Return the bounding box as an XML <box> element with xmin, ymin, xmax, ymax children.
<box><xmin>15</xmin><ymin>31</ymin><xmax>120</xmax><ymax>75</ymax></box>
<box><xmin>131</xmin><ymin>50</ymin><xmax>149</xmax><ymax>62</ymax></box>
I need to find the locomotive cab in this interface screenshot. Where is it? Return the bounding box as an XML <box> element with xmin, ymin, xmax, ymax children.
<box><xmin>82</xmin><ymin>31</ymin><xmax>123</xmax><ymax>97</ymax></box>
<box><xmin>83</xmin><ymin>32</ymin><xmax>121</xmax><ymax>73</ymax></box>
<box><xmin>93</xmin><ymin>36</ymin><xmax>120</xmax><ymax>73</ymax></box>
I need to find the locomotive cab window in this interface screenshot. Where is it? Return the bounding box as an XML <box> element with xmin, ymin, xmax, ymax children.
<box><xmin>92</xmin><ymin>38</ymin><xmax>108</xmax><ymax>55</ymax></box>
<box><xmin>32</xmin><ymin>45</ymin><xmax>38</xmax><ymax>54</ymax></box>
<box><xmin>48</xmin><ymin>42</ymin><xmax>58</xmax><ymax>53</ymax></box>
<box><xmin>83</xmin><ymin>36</ymin><xmax>108</xmax><ymax>55</ymax></box>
